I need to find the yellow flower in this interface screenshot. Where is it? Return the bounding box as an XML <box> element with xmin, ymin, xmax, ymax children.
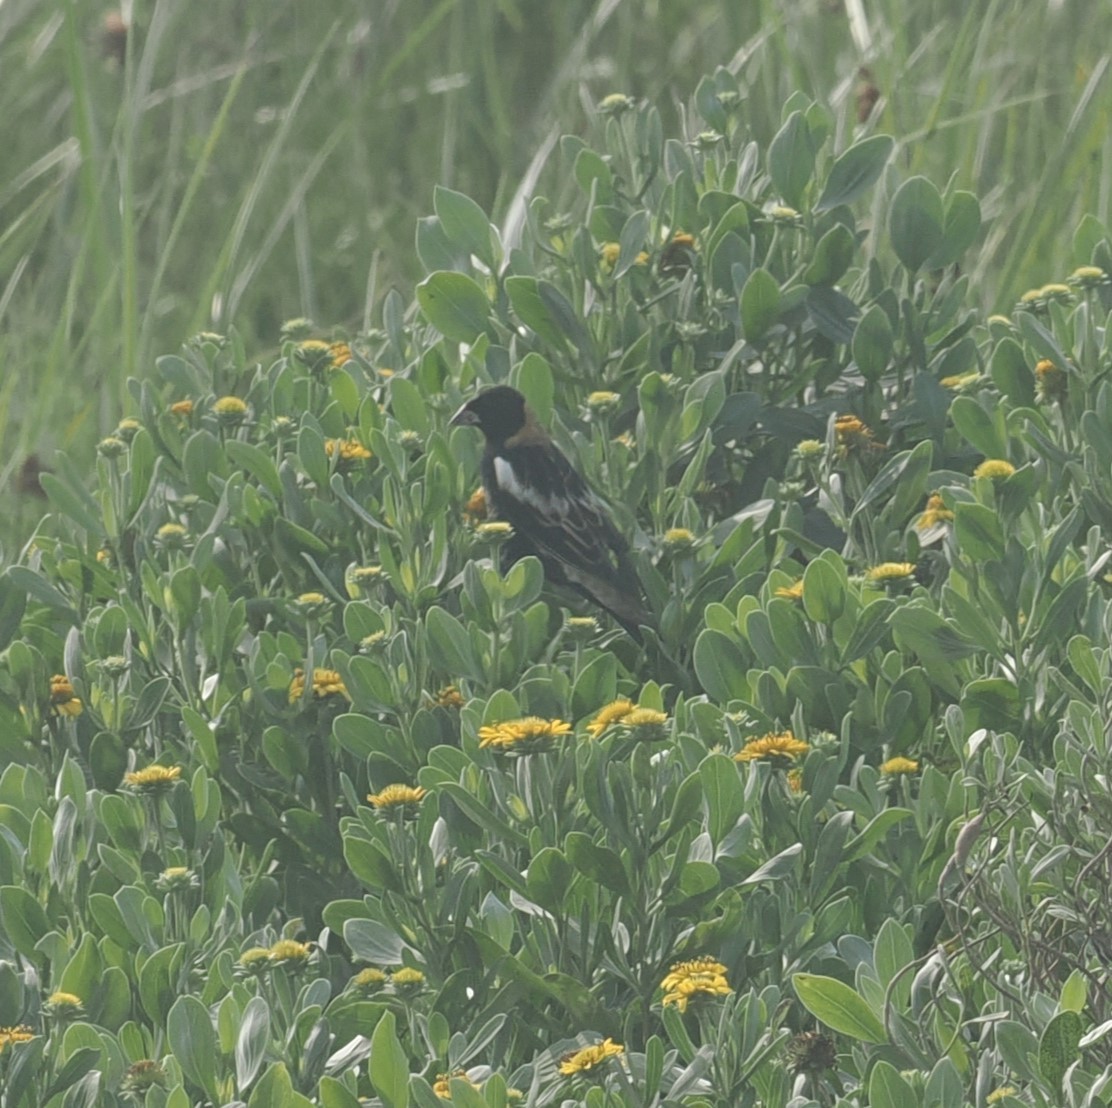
<box><xmin>463</xmin><ymin>487</ymin><xmax>488</xmax><ymax>522</ymax></box>
<box><xmin>735</xmin><ymin>730</ymin><xmax>809</xmax><ymax>764</ymax></box>
<box><xmin>1069</xmin><ymin>265</ymin><xmax>1110</xmax><ymax>288</ymax></box>
<box><xmin>238</xmin><ymin>947</ymin><xmax>273</xmax><ymax>973</ymax></box>
<box><xmin>974</xmin><ymin>459</ymin><xmax>1015</xmax><ymax>480</ymax></box>
<box><xmin>289</xmin><ymin>667</ymin><xmax>350</xmax><ymax>704</ymax></box>
<box><xmin>917</xmin><ymin>493</ymin><xmax>953</xmax><ymax>529</ymax></box>
<box><xmin>1040</xmin><ymin>282</ymin><xmax>1073</xmax><ymax>302</ymax></box>
<box><xmin>123</xmin><ymin>765</ymin><xmax>182</xmax><ymax>794</ymax></box>
<box><xmin>156</xmin><ymin>522</ymin><xmax>188</xmax><ymax>549</ymax></box>
<box><xmin>660</xmin><ymin>958</ymin><xmax>731</xmax><ymax>1012</ymax></box>
<box><xmin>296</xmin><ymin>339</ymin><xmax>332</xmax><ymax>367</ymax></box>
<box><xmin>155</xmin><ymin>866</ymin><xmax>197</xmax><ymax>893</ymax></box>
<box><xmin>834</xmin><ymin>414</ymin><xmax>881</xmax><ymax>455</ymax></box>
<box><xmin>586</xmin><ymin>698</ymin><xmax>635</xmax><ymax>737</ymax></box>
<box><xmin>120</xmin><ymin>1060</ymin><xmax>167</xmax><ymax>1094</ymax></box>
<box><xmin>44</xmin><ymin>991</ymin><xmax>84</xmax><ymax>1018</ymax></box>
<box><xmin>116</xmin><ymin>417</ymin><xmax>141</xmax><ymax>441</ymax></box>
<box><xmin>0</xmin><ymin>1026</ymin><xmax>35</xmax><ymax>1053</ymax></box>
<box><xmin>98</xmin><ymin>436</ymin><xmax>128</xmax><ymax>459</ymax></box>
<box><xmin>986</xmin><ymin>1088</ymin><xmax>1017</xmax><ymax>1104</ymax></box>
<box><xmin>775</xmin><ymin>580</ymin><xmax>804</xmax><ymax>601</ymax></box>
<box><xmin>940</xmin><ymin>371</ymin><xmax>980</xmax><ymax>390</ymax></box>
<box><xmin>880</xmin><ymin>756</ymin><xmax>919</xmax><ymax>775</ymax></box>
<box><xmin>795</xmin><ymin>438</ymin><xmax>825</xmax><ymax>461</ymax></box>
<box><xmin>212</xmin><ymin>396</ymin><xmax>248</xmax><ymax>423</ymax></box>
<box><xmin>294</xmin><ymin>591</ymin><xmax>330</xmax><ymax>617</ymax></box>
<box><xmin>662</xmin><ymin>527</ymin><xmax>696</xmax><ymax>551</ymax></box>
<box><xmin>434</xmin><ymin>1071</ymin><xmax>480</xmax><ymax>1098</ymax></box>
<box><xmin>769</xmin><ymin>205</ymin><xmax>802</xmax><ymax>224</ymax></box>
<box><xmin>324</xmin><ymin>437</ymin><xmax>373</xmax><ymax>465</ymax></box>
<box><xmin>351</xmin><ymin>967</ymin><xmax>387</xmax><ymax>993</ymax></box>
<box><xmin>559</xmin><ymin>1038</ymin><xmax>625</xmax><ymax>1075</ymax></box>
<box><xmin>330</xmin><ymin>341</ymin><xmax>353</xmax><ymax>368</ymax></box>
<box><xmin>624</xmin><ymin>707</ymin><xmax>668</xmax><ymax>729</ymax></box>
<box><xmin>565</xmin><ymin>615</ymin><xmax>600</xmax><ymax>640</ymax></box>
<box><xmin>1035</xmin><ymin>358</ymin><xmax>1067</xmax><ymax>402</ymax></box>
<box><xmin>49</xmin><ymin>674</ymin><xmax>83</xmax><ymax>718</ymax></box>
<box><xmin>170</xmin><ymin>399</ymin><xmax>194</xmax><ymax>417</ymax></box>
<box><xmin>476</xmin><ymin>520</ymin><xmax>514</xmax><ymax>541</ymax></box>
<box><xmin>367</xmin><ymin>784</ymin><xmax>428</xmax><ymax>811</ymax></box>
<box><xmin>598</xmin><ymin>93</ymin><xmax>634</xmax><ymax>115</ymax></box>
<box><xmin>434</xmin><ymin>685</ymin><xmax>464</xmax><ymax>709</ymax></box>
<box><xmin>269</xmin><ymin>939</ymin><xmax>312</xmax><ymax>966</ymax></box>
<box><xmin>787</xmin><ymin>768</ymin><xmax>804</xmax><ymax>793</ymax></box>
<box><xmin>280</xmin><ymin>318</ymin><xmax>314</xmax><ymax>341</ymax></box>
<box><xmin>391</xmin><ymin>966</ymin><xmax>425</xmax><ymax>994</ymax></box>
<box><xmin>600</xmin><ymin>242</ymin><xmax>621</xmax><ymax>267</ymax></box>
<box><xmin>865</xmin><ymin>562</ymin><xmax>916</xmax><ymax>583</ymax></box>
<box><xmin>587</xmin><ymin>390</ymin><xmax>621</xmax><ymax>414</ymax></box>
<box><xmin>478</xmin><ymin>716</ymin><xmax>572</xmax><ymax>753</ymax></box>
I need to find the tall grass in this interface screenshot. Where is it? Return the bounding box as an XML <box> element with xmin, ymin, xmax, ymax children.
<box><xmin>0</xmin><ymin>0</ymin><xmax>1108</xmax><ymax>555</ymax></box>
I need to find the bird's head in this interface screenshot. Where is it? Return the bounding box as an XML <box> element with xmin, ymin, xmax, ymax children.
<box><xmin>450</xmin><ymin>386</ymin><xmax>529</xmax><ymax>445</ymax></box>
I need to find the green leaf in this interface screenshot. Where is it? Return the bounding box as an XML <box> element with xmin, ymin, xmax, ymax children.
<box><xmin>168</xmin><ymin>994</ymin><xmax>218</xmax><ymax>1101</ymax></box>
<box><xmin>815</xmin><ymin>134</ymin><xmax>894</xmax><ymax>212</ymax></box>
<box><xmin>699</xmin><ymin>753</ymin><xmax>744</xmax><ymax>846</ymax></box>
<box><xmin>225</xmin><ymin>440</ymin><xmax>282</xmax><ymax>499</ymax></box>
<box><xmin>344</xmin><ymin>918</ymin><xmax>409</xmax><ymax>964</ymax></box>
<box><xmin>1039</xmin><ymin>1010</ymin><xmax>1082</xmax><ymax>1092</ymax></box>
<box><xmin>434</xmin><ymin>185</ymin><xmax>496</xmax><ymax>269</ymax></box>
<box><xmin>852</xmin><ymin>304</ymin><xmax>894</xmax><ymax>382</ymax></box>
<box><xmin>565</xmin><ymin>832</ymin><xmax>631</xmax><ymax>898</ymax></box>
<box><xmin>236</xmin><ymin>996</ymin><xmax>271</xmax><ymax>1090</ymax></box>
<box><xmin>505</xmin><ymin>277</ymin><xmax>566</xmax><ymax>347</ymax></box>
<box><xmin>804</xmin><ymin>223</ymin><xmax>856</xmax><ymax>285</ymax></box>
<box><xmin>802</xmin><ymin>556</ymin><xmax>846</xmax><ymax>623</ymax></box>
<box><xmin>740</xmin><ymin>268</ymin><xmax>781</xmax><ymax>341</ymax></box>
<box><xmin>247</xmin><ymin>1062</ymin><xmax>298</xmax><ymax>1108</ymax></box>
<box><xmin>768</xmin><ymin>111</ymin><xmax>814</xmax><ymax>209</ymax></box>
<box><xmin>868</xmin><ymin>1060</ymin><xmax>916</xmax><ymax>1108</ymax></box>
<box><xmin>950</xmin><ymin>396</ymin><xmax>1007</xmax><ymax>458</ymax></box>
<box><xmin>416</xmin><ymin>271</ymin><xmax>490</xmax><ymax>342</ymax></box>
<box><xmin>1059</xmin><ymin>969</ymin><xmax>1087</xmax><ymax>1015</ymax></box>
<box><xmin>0</xmin><ymin>884</ymin><xmax>51</xmax><ymax>960</ymax></box>
<box><xmin>953</xmin><ymin>502</ymin><xmax>1005</xmax><ymax>562</ymax></box>
<box><xmin>526</xmin><ymin>847</ymin><xmax>573</xmax><ymax>913</ymax></box>
<box><xmin>928</xmin><ymin>190</ymin><xmax>981</xmax><ymax>269</ymax></box>
<box><xmin>692</xmin><ymin>629</ymin><xmax>749</xmax><ymax>702</ymax></box>
<box><xmin>370</xmin><ymin>1010</ymin><xmax>410</xmax><ymax>1108</ymax></box>
<box><xmin>843</xmin><ymin>808</ymin><xmax>912</xmax><ymax>862</ymax></box>
<box><xmin>792</xmin><ymin>973</ymin><xmax>886</xmax><ymax>1043</ymax></box>
<box><xmin>890</xmin><ymin>176</ymin><xmax>945</xmax><ymax>272</ymax></box>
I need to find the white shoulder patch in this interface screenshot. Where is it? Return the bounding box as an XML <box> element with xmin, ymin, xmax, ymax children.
<box><xmin>494</xmin><ymin>456</ymin><xmax>560</xmax><ymax>515</ymax></box>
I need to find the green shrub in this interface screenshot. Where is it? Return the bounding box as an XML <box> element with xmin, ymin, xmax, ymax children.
<box><xmin>3</xmin><ymin>72</ymin><xmax>1112</xmax><ymax>1106</ymax></box>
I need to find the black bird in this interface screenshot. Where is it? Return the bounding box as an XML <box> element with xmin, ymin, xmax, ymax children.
<box><xmin>450</xmin><ymin>385</ymin><xmax>652</xmax><ymax>640</ymax></box>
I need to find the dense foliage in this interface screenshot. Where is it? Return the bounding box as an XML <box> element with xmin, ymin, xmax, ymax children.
<box><xmin>4</xmin><ymin>71</ymin><xmax>1112</xmax><ymax>1107</ymax></box>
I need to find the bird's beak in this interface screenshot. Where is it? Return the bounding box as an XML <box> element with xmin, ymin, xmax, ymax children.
<box><xmin>449</xmin><ymin>404</ymin><xmax>479</xmax><ymax>428</ymax></box>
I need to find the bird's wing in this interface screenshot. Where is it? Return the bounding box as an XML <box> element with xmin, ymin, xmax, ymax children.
<box><xmin>489</xmin><ymin>443</ymin><xmax>627</xmax><ymax>573</ymax></box>
<box><xmin>487</xmin><ymin>442</ymin><xmax>652</xmax><ymax>638</ymax></box>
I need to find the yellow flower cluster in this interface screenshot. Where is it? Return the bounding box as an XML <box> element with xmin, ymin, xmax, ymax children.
<box><xmin>880</xmin><ymin>756</ymin><xmax>919</xmax><ymax>775</ymax></box>
<box><xmin>865</xmin><ymin>562</ymin><xmax>916</xmax><ymax>583</ymax></box>
<box><xmin>586</xmin><ymin>699</ymin><xmax>668</xmax><ymax>738</ymax></box>
<box><xmin>0</xmin><ymin>1026</ymin><xmax>35</xmax><ymax>1052</ymax></box>
<box><xmin>463</xmin><ymin>487</ymin><xmax>489</xmax><ymax>522</ymax></box>
<box><xmin>559</xmin><ymin>1038</ymin><xmax>624</xmax><ymax>1075</ymax></box>
<box><xmin>774</xmin><ymin>580</ymin><xmax>804</xmax><ymax>601</ymax></box>
<box><xmin>50</xmin><ymin>674</ymin><xmax>83</xmax><ymax>717</ymax></box>
<box><xmin>735</xmin><ymin>730</ymin><xmax>809</xmax><ymax>764</ymax></box>
<box><xmin>434</xmin><ymin>1071</ymin><xmax>480</xmax><ymax>1098</ymax></box>
<box><xmin>478</xmin><ymin>717</ymin><xmax>571</xmax><ymax>753</ymax></box>
<box><xmin>917</xmin><ymin>493</ymin><xmax>953</xmax><ymax>530</ymax></box>
<box><xmin>367</xmin><ymin>784</ymin><xmax>428</xmax><ymax>811</ymax></box>
<box><xmin>324</xmin><ymin>438</ymin><xmax>372</xmax><ymax>465</ymax></box>
<box><xmin>834</xmin><ymin>414</ymin><xmax>882</xmax><ymax>456</ymax></box>
<box><xmin>1035</xmin><ymin>358</ymin><xmax>1067</xmax><ymax>403</ymax></box>
<box><xmin>123</xmin><ymin>765</ymin><xmax>182</xmax><ymax>793</ymax></box>
<box><xmin>973</xmin><ymin>459</ymin><xmax>1015</xmax><ymax>480</ymax></box>
<box><xmin>289</xmin><ymin>668</ymin><xmax>350</xmax><ymax>704</ymax></box>
<box><xmin>660</xmin><ymin>957</ymin><xmax>731</xmax><ymax>1012</ymax></box>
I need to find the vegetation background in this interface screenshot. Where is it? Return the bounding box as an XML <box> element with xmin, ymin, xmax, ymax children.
<box><xmin>1</xmin><ymin>0</ymin><xmax>1108</xmax><ymax>548</ymax></box>
<box><xmin>3</xmin><ymin>2</ymin><xmax>1112</xmax><ymax>1107</ymax></box>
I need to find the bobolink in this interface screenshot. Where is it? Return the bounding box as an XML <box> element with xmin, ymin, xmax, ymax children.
<box><xmin>450</xmin><ymin>386</ymin><xmax>652</xmax><ymax>640</ymax></box>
